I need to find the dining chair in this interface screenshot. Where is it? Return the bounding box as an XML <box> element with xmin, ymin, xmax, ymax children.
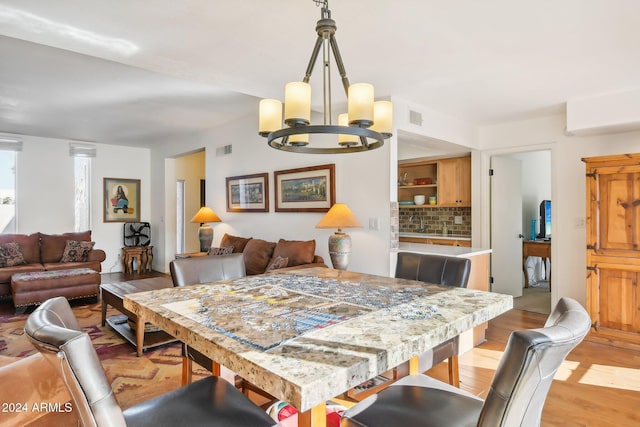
<box><xmin>169</xmin><ymin>253</ymin><xmax>247</xmax><ymax>385</ymax></box>
<box><xmin>341</xmin><ymin>297</ymin><xmax>590</xmax><ymax>427</ymax></box>
<box><xmin>170</xmin><ymin>254</ymin><xmax>276</xmax><ymax>404</ymax></box>
<box><xmin>395</xmin><ymin>252</ymin><xmax>472</xmax><ymax>387</ymax></box>
<box><xmin>24</xmin><ymin>296</ymin><xmax>276</xmax><ymax>427</ymax></box>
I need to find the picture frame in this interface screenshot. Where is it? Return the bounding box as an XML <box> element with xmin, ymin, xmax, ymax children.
<box><xmin>103</xmin><ymin>178</ymin><xmax>141</xmax><ymax>222</ymax></box>
<box><xmin>274</xmin><ymin>164</ymin><xmax>335</xmax><ymax>212</ymax></box>
<box><xmin>226</xmin><ymin>173</ymin><xmax>269</xmax><ymax>212</ymax></box>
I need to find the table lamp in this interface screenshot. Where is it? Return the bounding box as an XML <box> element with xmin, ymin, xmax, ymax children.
<box><xmin>316</xmin><ymin>203</ymin><xmax>363</xmax><ymax>270</ymax></box>
<box><xmin>190</xmin><ymin>206</ymin><xmax>222</xmax><ymax>252</ymax></box>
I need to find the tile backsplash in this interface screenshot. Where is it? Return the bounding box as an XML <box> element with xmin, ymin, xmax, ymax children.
<box><xmin>399</xmin><ymin>207</ymin><xmax>471</xmax><ymax>236</ymax></box>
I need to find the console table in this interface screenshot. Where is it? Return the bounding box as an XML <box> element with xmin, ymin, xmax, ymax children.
<box><xmin>522</xmin><ymin>240</ymin><xmax>551</xmax><ymax>290</ymax></box>
<box><xmin>121</xmin><ymin>246</ymin><xmax>153</xmax><ymax>275</ymax></box>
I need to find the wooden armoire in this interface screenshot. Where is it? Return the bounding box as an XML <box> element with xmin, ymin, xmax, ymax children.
<box><xmin>583</xmin><ymin>153</ymin><xmax>640</xmax><ymax>350</ymax></box>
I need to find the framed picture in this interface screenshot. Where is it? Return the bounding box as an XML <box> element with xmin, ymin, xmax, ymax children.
<box><xmin>274</xmin><ymin>164</ymin><xmax>335</xmax><ymax>212</ymax></box>
<box><xmin>103</xmin><ymin>178</ymin><xmax>140</xmax><ymax>222</ymax></box>
<box><xmin>226</xmin><ymin>173</ymin><xmax>269</xmax><ymax>212</ymax></box>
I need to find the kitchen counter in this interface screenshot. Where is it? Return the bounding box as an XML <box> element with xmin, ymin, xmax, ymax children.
<box><xmin>395</xmin><ymin>242</ymin><xmax>491</xmax><ymax>257</ymax></box>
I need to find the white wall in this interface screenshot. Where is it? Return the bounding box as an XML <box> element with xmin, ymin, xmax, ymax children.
<box><xmin>478</xmin><ymin>113</ymin><xmax>640</xmax><ymax>306</ymax></box>
<box><xmin>509</xmin><ymin>150</ymin><xmax>551</xmax><ymax>236</ymax></box>
<box><xmin>11</xmin><ymin>134</ymin><xmax>151</xmax><ymax>273</ymax></box>
<box><xmin>151</xmin><ymin>112</ymin><xmax>392</xmax><ymax>276</ymax></box>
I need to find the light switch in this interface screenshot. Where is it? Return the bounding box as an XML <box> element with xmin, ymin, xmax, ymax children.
<box><xmin>369</xmin><ymin>217</ymin><xmax>380</xmax><ymax>230</ymax></box>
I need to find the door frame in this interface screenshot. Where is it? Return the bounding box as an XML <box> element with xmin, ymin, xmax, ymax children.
<box><xmin>476</xmin><ymin>143</ymin><xmax>554</xmax><ymax>301</ymax></box>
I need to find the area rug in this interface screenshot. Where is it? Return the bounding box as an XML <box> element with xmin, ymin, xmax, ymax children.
<box><xmin>0</xmin><ymin>300</ymin><xmax>209</xmax><ymax>410</ymax></box>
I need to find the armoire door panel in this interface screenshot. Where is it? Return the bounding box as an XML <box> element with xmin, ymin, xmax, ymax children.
<box><xmin>598</xmin><ymin>268</ymin><xmax>639</xmax><ymax>333</ymax></box>
<box><xmin>598</xmin><ymin>172</ymin><xmax>640</xmax><ymax>252</ymax></box>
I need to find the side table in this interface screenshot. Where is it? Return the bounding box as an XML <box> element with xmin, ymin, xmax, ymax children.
<box><xmin>122</xmin><ymin>246</ymin><xmax>154</xmax><ymax>275</ymax></box>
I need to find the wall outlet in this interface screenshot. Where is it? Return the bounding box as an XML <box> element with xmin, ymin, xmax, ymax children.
<box><xmin>454</xmin><ymin>216</ymin><xmax>463</xmax><ymax>224</ymax></box>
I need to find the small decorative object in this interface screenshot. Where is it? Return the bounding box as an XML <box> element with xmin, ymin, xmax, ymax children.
<box><xmin>316</xmin><ymin>203</ymin><xmax>362</xmax><ymax>270</ymax></box>
<box><xmin>226</xmin><ymin>173</ymin><xmax>269</xmax><ymax>212</ymax></box>
<box><xmin>123</xmin><ymin>222</ymin><xmax>151</xmax><ymax>247</ymax></box>
<box><xmin>275</xmin><ymin>164</ymin><xmax>335</xmax><ymax>212</ymax></box>
<box><xmin>414</xmin><ymin>177</ymin><xmax>432</xmax><ymax>185</ymax></box>
<box><xmin>429</xmin><ymin>196</ymin><xmax>437</xmax><ymax>205</ymax></box>
<box><xmin>104</xmin><ymin>178</ymin><xmax>140</xmax><ymax>222</ymax></box>
<box><xmin>414</xmin><ymin>195</ymin><xmax>425</xmax><ymax>205</ymax></box>
<box><xmin>530</xmin><ymin>219</ymin><xmax>537</xmax><ymax>241</ymax></box>
<box><xmin>191</xmin><ymin>206</ymin><xmax>222</xmax><ymax>252</ymax></box>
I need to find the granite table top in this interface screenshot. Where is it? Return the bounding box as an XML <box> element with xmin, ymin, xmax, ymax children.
<box><xmin>124</xmin><ymin>267</ymin><xmax>512</xmax><ymax>413</ymax></box>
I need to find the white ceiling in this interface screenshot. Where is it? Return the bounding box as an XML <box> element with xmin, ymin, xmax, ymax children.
<box><xmin>1</xmin><ymin>0</ymin><xmax>639</xmax><ymax>148</ymax></box>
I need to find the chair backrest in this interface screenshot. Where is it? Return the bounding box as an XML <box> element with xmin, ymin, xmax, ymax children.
<box><xmin>395</xmin><ymin>252</ymin><xmax>471</xmax><ymax>288</ymax></box>
<box><xmin>24</xmin><ymin>297</ymin><xmax>126</xmax><ymax>427</ymax></box>
<box><xmin>479</xmin><ymin>297</ymin><xmax>591</xmax><ymax>427</ymax></box>
<box><xmin>169</xmin><ymin>253</ymin><xmax>246</xmax><ymax>287</ymax></box>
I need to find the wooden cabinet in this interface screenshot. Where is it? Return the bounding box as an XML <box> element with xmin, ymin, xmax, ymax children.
<box><xmin>399</xmin><ymin>236</ymin><xmax>471</xmax><ymax>247</ymax></box>
<box><xmin>583</xmin><ymin>153</ymin><xmax>640</xmax><ymax>350</ymax></box>
<box><xmin>437</xmin><ymin>157</ymin><xmax>471</xmax><ymax>206</ymax></box>
<box><xmin>398</xmin><ymin>155</ymin><xmax>470</xmax><ymax>208</ymax></box>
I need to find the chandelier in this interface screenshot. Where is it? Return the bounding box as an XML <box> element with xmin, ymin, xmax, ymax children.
<box><xmin>258</xmin><ymin>0</ymin><xmax>393</xmax><ymax>154</ymax></box>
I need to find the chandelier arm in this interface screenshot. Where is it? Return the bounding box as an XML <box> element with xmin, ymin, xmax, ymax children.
<box><xmin>303</xmin><ymin>35</ymin><xmax>325</xmax><ymax>83</ymax></box>
<box><xmin>329</xmin><ymin>36</ymin><xmax>350</xmax><ymax>95</ymax></box>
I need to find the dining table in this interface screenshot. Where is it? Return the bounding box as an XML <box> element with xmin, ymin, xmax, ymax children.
<box><xmin>124</xmin><ymin>267</ymin><xmax>513</xmax><ymax>427</ymax></box>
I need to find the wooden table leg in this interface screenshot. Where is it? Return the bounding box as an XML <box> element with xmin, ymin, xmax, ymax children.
<box><xmin>408</xmin><ymin>355</ymin><xmax>419</xmax><ymax>375</ymax></box>
<box><xmin>298</xmin><ymin>402</ymin><xmax>326</xmax><ymax>427</ymax></box>
<box><xmin>135</xmin><ymin>315</ymin><xmax>145</xmax><ymax>357</ymax></box>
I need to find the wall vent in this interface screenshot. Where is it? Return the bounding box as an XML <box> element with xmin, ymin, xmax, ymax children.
<box><xmin>409</xmin><ymin>110</ymin><xmax>423</xmax><ymax>126</ymax></box>
<box><xmin>216</xmin><ymin>145</ymin><xmax>232</xmax><ymax>156</ymax></box>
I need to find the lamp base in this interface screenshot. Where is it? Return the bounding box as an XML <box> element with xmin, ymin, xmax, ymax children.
<box><xmin>328</xmin><ymin>231</ymin><xmax>351</xmax><ymax>270</ymax></box>
<box><xmin>198</xmin><ymin>225</ymin><xmax>214</xmax><ymax>253</ymax></box>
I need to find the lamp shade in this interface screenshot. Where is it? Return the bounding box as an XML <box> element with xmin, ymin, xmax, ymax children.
<box><xmin>190</xmin><ymin>206</ymin><xmax>222</xmax><ymax>224</ymax></box>
<box><xmin>316</xmin><ymin>203</ymin><xmax>362</xmax><ymax>230</ymax></box>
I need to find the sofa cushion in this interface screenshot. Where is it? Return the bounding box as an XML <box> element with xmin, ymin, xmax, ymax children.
<box><xmin>0</xmin><ymin>233</ymin><xmax>40</xmax><ymax>264</ymax></box>
<box><xmin>243</xmin><ymin>239</ymin><xmax>276</xmax><ymax>275</ymax></box>
<box><xmin>220</xmin><ymin>233</ymin><xmax>252</xmax><ymax>253</ymax></box>
<box><xmin>40</xmin><ymin>231</ymin><xmax>92</xmax><ymax>263</ymax></box>
<box><xmin>0</xmin><ymin>264</ymin><xmax>46</xmax><ymax>286</ymax></box>
<box><xmin>60</xmin><ymin>240</ymin><xmax>96</xmax><ymax>262</ymax></box>
<box><xmin>271</xmin><ymin>239</ymin><xmax>316</xmax><ymax>267</ymax></box>
<box><xmin>0</xmin><ymin>242</ymin><xmax>26</xmax><ymax>267</ymax></box>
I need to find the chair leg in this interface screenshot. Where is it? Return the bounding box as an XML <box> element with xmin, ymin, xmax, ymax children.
<box><xmin>448</xmin><ymin>355</ymin><xmax>460</xmax><ymax>388</ymax></box>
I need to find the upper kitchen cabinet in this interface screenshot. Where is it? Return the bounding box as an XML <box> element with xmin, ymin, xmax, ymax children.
<box><xmin>437</xmin><ymin>156</ymin><xmax>471</xmax><ymax>207</ymax></box>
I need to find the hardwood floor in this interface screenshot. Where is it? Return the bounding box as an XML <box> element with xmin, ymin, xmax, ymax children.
<box><xmin>1</xmin><ymin>272</ymin><xmax>638</xmax><ymax>426</ymax></box>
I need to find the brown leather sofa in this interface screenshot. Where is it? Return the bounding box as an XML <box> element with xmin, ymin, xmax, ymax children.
<box><xmin>0</xmin><ymin>231</ymin><xmax>106</xmax><ymax>304</ymax></box>
<box><xmin>219</xmin><ymin>233</ymin><xmax>327</xmax><ymax>275</ymax></box>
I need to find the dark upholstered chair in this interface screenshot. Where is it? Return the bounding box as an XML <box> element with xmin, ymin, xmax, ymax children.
<box><xmin>341</xmin><ymin>297</ymin><xmax>590</xmax><ymax>427</ymax></box>
<box><xmin>169</xmin><ymin>253</ymin><xmax>247</xmax><ymax>385</ymax></box>
<box><xmin>395</xmin><ymin>252</ymin><xmax>472</xmax><ymax>386</ymax></box>
<box><xmin>24</xmin><ymin>297</ymin><xmax>276</xmax><ymax>427</ymax></box>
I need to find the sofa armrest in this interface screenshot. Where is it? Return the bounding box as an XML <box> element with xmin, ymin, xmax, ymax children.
<box><xmin>312</xmin><ymin>255</ymin><xmax>325</xmax><ymax>265</ymax></box>
<box><xmin>275</xmin><ymin>262</ymin><xmax>329</xmax><ymax>273</ymax></box>
<box><xmin>87</xmin><ymin>248</ymin><xmax>106</xmax><ymax>263</ymax></box>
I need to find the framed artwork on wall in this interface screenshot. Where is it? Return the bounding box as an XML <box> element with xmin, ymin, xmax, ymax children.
<box><xmin>274</xmin><ymin>164</ymin><xmax>335</xmax><ymax>212</ymax></box>
<box><xmin>103</xmin><ymin>178</ymin><xmax>140</xmax><ymax>222</ymax></box>
<box><xmin>226</xmin><ymin>173</ymin><xmax>269</xmax><ymax>212</ymax></box>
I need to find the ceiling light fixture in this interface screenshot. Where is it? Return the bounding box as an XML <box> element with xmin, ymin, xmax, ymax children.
<box><xmin>258</xmin><ymin>0</ymin><xmax>392</xmax><ymax>154</ymax></box>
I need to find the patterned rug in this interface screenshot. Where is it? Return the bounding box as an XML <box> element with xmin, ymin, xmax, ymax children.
<box><xmin>0</xmin><ymin>300</ymin><xmax>209</xmax><ymax>410</ymax></box>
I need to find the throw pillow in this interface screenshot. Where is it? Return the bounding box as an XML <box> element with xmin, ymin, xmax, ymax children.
<box><xmin>271</xmin><ymin>239</ymin><xmax>316</xmax><ymax>267</ymax></box>
<box><xmin>265</xmin><ymin>255</ymin><xmax>289</xmax><ymax>272</ymax></box>
<box><xmin>0</xmin><ymin>242</ymin><xmax>25</xmax><ymax>267</ymax></box>
<box><xmin>60</xmin><ymin>240</ymin><xmax>95</xmax><ymax>262</ymax></box>
<box><xmin>219</xmin><ymin>233</ymin><xmax>252</xmax><ymax>253</ymax></box>
<box><xmin>208</xmin><ymin>246</ymin><xmax>234</xmax><ymax>256</ymax></box>
<box><xmin>242</xmin><ymin>238</ymin><xmax>277</xmax><ymax>275</ymax></box>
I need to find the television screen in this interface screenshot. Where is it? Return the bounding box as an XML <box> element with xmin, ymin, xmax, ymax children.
<box><xmin>538</xmin><ymin>200</ymin><xmax>551</xmax><ymax>239</ymax></box>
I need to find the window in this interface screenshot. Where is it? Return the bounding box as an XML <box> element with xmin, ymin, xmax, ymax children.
<box><xmin>70</xmin><ymin>143</ymin><xmax>96</xmax><ymax>232</ymax></box>
<box><xmin>0</xmin><ymin>150</ymin><xmax>16</xmax><ymax>234</ymax></box>
<box><xmin>74</xmin><ymin>156</ymin><xmax>91</xmax><ymax>232</ymax></box>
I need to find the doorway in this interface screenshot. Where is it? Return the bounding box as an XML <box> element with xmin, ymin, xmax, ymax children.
<box><xmin>490</xmin><ymin>149</ymin><xmax>551</xmax><ymax>314</ymax></box>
